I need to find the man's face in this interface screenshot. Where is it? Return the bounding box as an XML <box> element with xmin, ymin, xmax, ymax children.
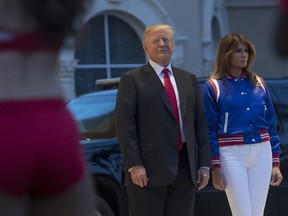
<box><xmin>144</xmin><ymin>29</ymin><xmax>174</xmax><ymax>67</ymax></box>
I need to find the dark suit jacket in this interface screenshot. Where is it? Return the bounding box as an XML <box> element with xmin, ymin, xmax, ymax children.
<box><xmin>115</xmin><ymin>63</ymin><xmax>211</xmax><ymax>187</ymax></box>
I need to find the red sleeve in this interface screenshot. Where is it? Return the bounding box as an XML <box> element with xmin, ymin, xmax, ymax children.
<box><xmin>280</xmin><ymin>0</ymin><xmax>288</xmax><ymax>10</ymax></box>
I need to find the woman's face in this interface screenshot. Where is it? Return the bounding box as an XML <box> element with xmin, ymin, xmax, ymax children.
<box><xmin>230</xmin><ymin>42</ymin><xmax>249</xmax><ymax>71</ymax></box>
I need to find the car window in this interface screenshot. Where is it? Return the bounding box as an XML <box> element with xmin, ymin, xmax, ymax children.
<box><xmin>67</xmin><ymin>93</ymin><xmax>116</xmax><ymax>139</ymax></box>
<box><xmin>278</xmin><ymin>86</ymin><xmax>288</xmax><ymax>115</ymax></box>
<box><xmin>267</xmin><ymin>83</ymin><xmax>288</xmax><ymax>126</ymax></box>
<box><xmin>266</xmin><ymin>81</ymin><xmax>288</xmax><ymax>161</ymax></box>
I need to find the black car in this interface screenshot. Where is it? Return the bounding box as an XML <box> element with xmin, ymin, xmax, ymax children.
<box><xmin>66</xmin><ymin>78</ymin><xmax>288</xmax><ymax>216</ymax></box>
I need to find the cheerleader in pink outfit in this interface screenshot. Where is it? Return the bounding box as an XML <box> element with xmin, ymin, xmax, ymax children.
<box><xmin>0</xmin><ymin>1</ymin><xmax>95</xmax><ymax>215</ymax></box>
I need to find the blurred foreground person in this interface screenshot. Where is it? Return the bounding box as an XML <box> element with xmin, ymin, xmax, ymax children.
<box><xmin>275</xmin><ymin>0</ymin><xmax>288</xmax><ymax>56</ymax></box>
<box><xmin>0</xmin><ymin>0</ymin><xmax>95</xmax><ymax>215</ymax></box>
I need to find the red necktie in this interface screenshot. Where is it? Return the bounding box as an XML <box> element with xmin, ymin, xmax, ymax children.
<box><xmin>162</xmin><ymin>68</ymin><xmax>183</xmax><ymax>151</ymax></box>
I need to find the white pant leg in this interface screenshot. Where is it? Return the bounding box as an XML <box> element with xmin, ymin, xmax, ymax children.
<box><xmin>220</xmin><ymin>145</ymin><xmax>252</xmax><ymax>216</ymax></box>
<box><xmin>220</xmin><ymin>142</ymin><xmax>272</xmax><ymax>216</ymax></box>
<box><xmin>248</xmin><ymin>141</ymin><xmax>272</xmax><ymax>216</ymax></box>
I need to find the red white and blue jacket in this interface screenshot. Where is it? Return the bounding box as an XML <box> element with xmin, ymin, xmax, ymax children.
<box><xmin>201</xmin><ymin>74</ymin><xmax>281</xmax><ymax>168</ymax></box>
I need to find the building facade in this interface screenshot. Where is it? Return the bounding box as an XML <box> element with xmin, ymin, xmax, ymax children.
<box><xmin>58</xmin><ymin>0</ymin><xmax>287</xmax><ymax>99</ymax></box>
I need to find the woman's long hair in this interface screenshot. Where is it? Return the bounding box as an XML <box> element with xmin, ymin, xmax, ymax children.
<box><xmin>211</xmin><ymin>33</ymin><xmax>259</xmax><ymax>86</ymax></box>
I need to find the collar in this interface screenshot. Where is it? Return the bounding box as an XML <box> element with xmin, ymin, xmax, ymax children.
<box><xmin>226</xmin><ymin>72</ymin><xmax>246</xmax><ymax>80</ymax></box>
<box><xmin>149</xmin><ymin>59</ymin><xmax>173</xmax><ymax>76</ymax></box>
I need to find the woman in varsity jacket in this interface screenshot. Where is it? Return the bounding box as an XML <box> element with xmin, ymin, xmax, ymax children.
<box><xmin>202</xmin><ymin>33</ymin><xmax>283</xmax><ymax>216</ymax></box>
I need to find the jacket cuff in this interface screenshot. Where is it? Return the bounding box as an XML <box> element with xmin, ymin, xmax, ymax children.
<box><xmin>212</xmin><ymin>156</ymin><xmax>221</xmax><ymax>169</ymax></box>
<box><xmin>272</xmin><ymin>153</ymin><xmax>280</xmax><ymax>167</ymax></box>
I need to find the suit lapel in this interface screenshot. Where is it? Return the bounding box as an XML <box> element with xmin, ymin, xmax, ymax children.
<box><xmin>142</xmin><ymin>63</ymin><xmax>175</xmax><ymax>116</ymax></box>
<box><xmin>173</xmin><ymin>67</ymin><xmax>187</xmax><ymax>120</ymax></box>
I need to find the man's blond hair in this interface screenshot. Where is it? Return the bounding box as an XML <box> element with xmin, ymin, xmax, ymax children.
<box><xmin>142</xmin><ymin>24</ymin><xmax>174</xmax><ymax>48</ymax></box>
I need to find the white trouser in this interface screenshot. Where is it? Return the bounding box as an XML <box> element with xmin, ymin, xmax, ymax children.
<box><xmin>219</xmin><ymin>141</ymin><xmax>272</xmax><ymax>216</ymax></box>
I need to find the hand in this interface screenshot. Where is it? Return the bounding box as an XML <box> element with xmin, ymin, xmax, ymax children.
<box><xmin>130</xmin><ymin>165</ymin><xmax>149</xmax><ymax>187</ymax></box>
<box><xmin>212</xmin><ymin>168</ymin><xmax>226</xmax><ymax>190</ymax></box>
<box><xmin>270</xmin><ymin>166</ymin><xmax>283</xmax><ymax>186</ymax></box>
<box><xmin>197</xmin><ymin>167</ymin><xmax>210</xmax><ymax>190</ymax></box>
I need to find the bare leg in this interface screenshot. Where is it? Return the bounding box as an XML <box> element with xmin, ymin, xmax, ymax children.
<box><xmin>30</xmin><ymin>174</ymin><xmax>96</xmax><ymax>216</ymax></box>
<box><xmin>0</xmin><ymin>194</ymin><xmax>30</xmax><ymax>216</ymax></box>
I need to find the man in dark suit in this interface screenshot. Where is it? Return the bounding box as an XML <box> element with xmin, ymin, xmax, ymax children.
<box><xmin>115</xmin><ymin>24</ymin><xmax>211</xmax><ymax>216</ymax></box>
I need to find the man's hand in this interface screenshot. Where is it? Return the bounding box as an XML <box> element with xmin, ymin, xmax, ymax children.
<box><xmin>197</xmin><ymin>167</ymin><xmax>210</xmax><ymax>190</ymax></box>
<box><xmin>212</xmin><ymin>168</ymin><xmax>226</xmax><ymax>190</ymax></box>
<box><xmin>130</xmin><ymin>165</ymin><xmax>149</xmax><ymax>187</ymax></box>
<box><xmin>271</xmin><ymin>166</ymin><xmax>283</xmax><ymax>186</ymax></box>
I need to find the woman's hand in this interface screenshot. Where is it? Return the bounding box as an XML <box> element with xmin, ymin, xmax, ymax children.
<box><xmin>271</xmin><ymin>166</ymin><xmax>283</xmax><ymax>186</ymax></box>
<box><xmin>212</xmin><ymin>168</ymin><xmax>226</xmax><ymax>190</ymax></box>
